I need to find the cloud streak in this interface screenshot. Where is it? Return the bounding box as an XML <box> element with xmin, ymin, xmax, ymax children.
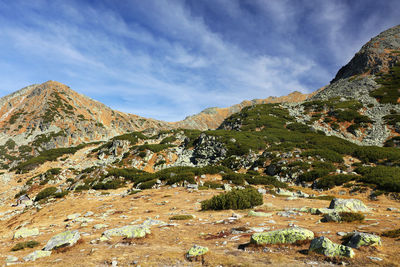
<box><xmin>0</xmin><ymin>0</ymin><xmax>398</xmax><ymax>121</ymax></box>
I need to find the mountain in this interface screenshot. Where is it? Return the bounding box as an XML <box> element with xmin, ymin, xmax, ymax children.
<box><xmin>308</xmin><ymin>25</ymin><xmax>400</xmax><ymax>146</ymax></box>
<box><xmin>0</xmin><ymin>80</ymin><xmax>311</xmax><ymax>169</ymax></box>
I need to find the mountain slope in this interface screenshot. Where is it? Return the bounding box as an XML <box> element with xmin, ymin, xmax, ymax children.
<box><xmin>173</xmin><ymin>91</ymin><xmax>313</xmax><ymax>130</ymax></box>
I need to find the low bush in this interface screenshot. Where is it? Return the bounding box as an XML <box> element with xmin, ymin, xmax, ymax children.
<box><xmin>169</xmin><ymin>215</ymin><xmax>194</xmax><ymax>220</ymax></box>
<box><xmin>299</xmin><ymin>169</ymin><xmax>330</xmax><ymax>182</ymax></box>
<box><xmin>381</xmin><ymin>228</ymin><xmax>400</xmax><ymax>238</ymax></box>
<box><xmin>34</xmin><ymin>187</ymin><xmax>58</xmax><ymax>201</ymax></box>
<box><xmin>339</xmin><ymin>212</ymin><xmax>365</xmax><ymax>222</ymax></box>
<box><xmin>201</xmin><ymin>187</ymin><xmax>263</xmax><ymax>210</ymax></box>
<box><xmin>315</xmin><ymin>174</ymin><xmax>359</xmax><ymax>190</ymax></box>
<box><xmin>11</xmin><ymin>241</ymin><xmax>40</xmax><ymax>251</ymax></box>
<box><xmin>138</xmin><ymin>179</ymin><xmax>157</xmax><ymax>189</ymax></box>
<box><xmin>203</xmin><ymin>181</ymin><xmax>222</xmax><ymax>189</ymax></box>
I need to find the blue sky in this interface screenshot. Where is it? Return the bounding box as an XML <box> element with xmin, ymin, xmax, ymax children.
<box><xmin>0</xmin><ymin>0</ymin><xmax>399</xmax><ymax>121</ymax></box>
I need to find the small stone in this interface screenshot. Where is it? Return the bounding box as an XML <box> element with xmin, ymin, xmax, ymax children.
<box><xmin>248</xmin><ymin>210</ymin><xmax>273</xmax><ymax>217</ymax></box>
<box><xmin>186</xmin><ymin>245</ymin><xmax>208</xmax><ymax>258</ymax></box>
<box><xmin>93</xmin><ymin>224</ymin><xmax>108</xmax><ymax>230</ymax></box>
<box><xmin>6</xmin><ymin>256</ymin><xmax>18</xmax><ymax>263</ymax></box>
<box><xmin>67</xmin><ymin>213</ymin><xmax>81</xmax><ymax>220</ymax></box>
<box><xmin>367</xmin><ymin>256</ymin><xmax>383</xmax><ymax>261</ymax></box>
<box><xmin>84</xmin><ymin>211</ymin><xmax>94</xmax><ymax>217</ymax></box>
<box><xmin>23</xmin><ymin>250</ymin><xmax>52</xmax><ymax>261</ymax></box>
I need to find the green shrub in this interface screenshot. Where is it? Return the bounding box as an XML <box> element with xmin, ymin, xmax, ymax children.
<box><xmin>54</xmin><ymin>190</ymin><xmax>69</xmax><ymax>198</ymax></box>
<box><xmin>138</xmin><ymin>179</ymin><xmax>157</xmax><ymax>189</ymax></box>
<box><xmin>299</xmin><ymin>169</ymin><xmax>330</xmax><ymax>182</ymax></box>
<box><xmin>75</xmin><ymin>185</ymin><xmax>90</xmax><ymax>191</ymax></box>
<box><xmin>370</xmin><ymin>63</ymin><xmax>400</xmax><ymax>104</ymax></box>
<box><xmin>92</xmin><ymin>180</ymin><xmax>124</xmax><ymax>190</ymax></box>
<box><xmin>34</xmin><ymin>187</ymin><xmax>57</xmax><ymax>201</ymax></box>
<box><xmin>381</xmin><ymin>228</ymin><xmax>400</xmax><ymax>238</ymax></box>
<box><xmin>203</xmin><ymin>181</ymin><xmax>222</xmax><ymax>189</ymax></box>
<box><xmin>169</xmin><ymin>215</ymin><xmax>194</xmax><ymax>220</ymax></box>
<box><xmin>301</xmin><ymin>149</ymin><xmax>343</xmax><ymax>163</ymax></box>
<box><xmin>14</xmin><ymin>189</ymin><xmax>27</xmax><ymax>199</ymax></box>
<box><xmin>315</xmin><ymin>174</ymin><xmax>358</xmax><ymax>190</ymax></box>
<box><xmin>11</xmin><ymin>241</ymin><xmax>40</xmax><ymax>251</ymax></box>
<box><xmin>355</xmin><ymin>165</ymin><xmax>400</xmax><ymax>192</ymax></box>
<box><xmin>245</xmin><ymin>175</ymin><xmax>287</xmax><ymax>188</ymax></box>
<box><xmin>339</xmin><ymin>212</ymin><xmax>365</xmax><ymax>222</ymax></box>
<box><xmin>201</xmin><ymin>187</ymin><xmax>263</xmax><ymax>210</ymax></box>
<box><xmin>308</xmin><ymin>195</ymin><xmax>335</xmax><ymax>201</ymax></box>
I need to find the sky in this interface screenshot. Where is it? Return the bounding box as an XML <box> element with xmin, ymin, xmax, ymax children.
<box><xmin>0</xmin><ymin>0</ymin><xmax>399</xmax><ymax>121</ymax></box>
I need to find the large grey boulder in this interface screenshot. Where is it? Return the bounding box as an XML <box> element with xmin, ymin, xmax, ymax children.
<box><xmin>328</xmin><ymin>198</ymin><xmax>369</xmax><ymax>212</ymax></box>
<box><xmin>251</xmin><ymin>227</ymin><xmax>314</xmax><ymax>245</ymax></box>
<box><xmin>309</xmin><ymin>236</ymin><xmax>354</xmax><ymax>258</ymax></box>
<box><xmin>345</xmin><ymin>232</ymin><xmax>382</xmax><ymax>248</ymax></box>
<box><xmin>43</xmin><ymin>230</ymin><xmax>80</xmax><ymax>251</ymax></box>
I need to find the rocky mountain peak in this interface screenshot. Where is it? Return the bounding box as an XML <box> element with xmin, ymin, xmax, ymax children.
<box><xmin>332</xmin><ymin>25</ymin><xmax>400</xmax><ymax>83</ymax></box>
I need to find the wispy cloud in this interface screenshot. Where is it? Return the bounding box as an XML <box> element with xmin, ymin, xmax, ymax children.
<box><xmin>0</xmin><ymin>0</ymin><xmax>398</xmax><ymax>121</ymax></box>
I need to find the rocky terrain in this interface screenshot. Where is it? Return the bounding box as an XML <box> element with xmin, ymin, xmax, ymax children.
<box><xmin>0</xmin><ymin>25</ymin><xmax>399</xmax><ymax>266</ymax></box>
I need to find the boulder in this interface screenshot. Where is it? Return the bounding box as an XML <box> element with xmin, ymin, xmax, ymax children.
<box><xmin>328</xmin><ymin>198</ymin><xmax>369</xmax><ymax>212</ymax></box>
<box><xmin>322</xmin><ymin>211</ymin><xmax>342</xmax><ymax>222</ymax></box>
<box><xmin>23</xmin><ymin>250</ymin><xmax>52</xmax><ymax>261</ymax></box>
<box><xmin>187</xmin><ymin>245</ymin><xmax>208</xmax><ymax>258</ymax></box>
<box><xmin>345</xmin><ymin>232</ymin><xmax>381</xmax><ymax>248</ymax></box>
<box><xmin>309</xmin><ymin>236</ymin><xmax>354</xmax><ymax>258</ymax></box>
<box><xmin>248</xmin><ymin>210</ymin><xmax>273</xmax><ymax>217</ymax></box>
<box><xmin>102</xmin><ymin>225</ymin><xmax>150</xmax><ymax>239</ymax></box>
<box><xmin>14</xmin><ymin>228</ymin><xmax>39</xmax><ymax>239</ymax></box>
<box><xmin>43</xmin><ymin>230</ymin><xmax>81</xmax><ymax>251</ymax></box>
<box><xmin>250</xmin><ymin>227</ymin><xmax>314</xmax><ymax>245</ymax></box>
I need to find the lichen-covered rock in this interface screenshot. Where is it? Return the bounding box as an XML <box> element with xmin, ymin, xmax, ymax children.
<box><xmin>250</xmin><ymin>227</ymin><xmax>314</xmax><ymax>245</ymax></box>
<box><xmin>102</xmin><ymin>225</ymin><xmax>150</xmax><ymax>239</ymax></box>
<box><xmin>275</xmin><ymin>188</ymin><xmax>295</xmax><ymax>197</ymax></box>
<box><xmin>14</xmin><ymin>227</ymin><xmax>39</xmax><ymax>239</ymax></box>
<box><xmin>346</xmin><ymin>232</ymin><xmax>382</xmax><ymax>248</ymax></box>
<box><xmin>43</xmin><ymin>230</ymin><xmax>80</xmax><ymax>251</ymax></box>
<box><xmin>323</xmin><ymin>211</ymin><xmax>342</xmax><ymax>222</ymax></box>
<box><xmin>248</xmin><ymin>210</ymin><xmax>273</xmax><ymax>217</ymax></box>
<box><xmin>93</xmin><ymin>224</ymin><xmax>108</xmax><ymax>230</ymax></box>
<box><xmin>187</xmin><ymin>245</ymin><xmax>208</xmax><ymax>258</ymax></box>
<box><xmin>309</xmin><ymin>236</ymin><xmax>355</xmax><ymax>258</ymax></box>
<box><xmin>23</xmin><ymin>250</ymin><xmax>52</xmax><ymax>261</ymax></box>
<box><xmin>329</xmin><ymin>198</ymin><xmax>369</xmax><ymax>213</ymax></box>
